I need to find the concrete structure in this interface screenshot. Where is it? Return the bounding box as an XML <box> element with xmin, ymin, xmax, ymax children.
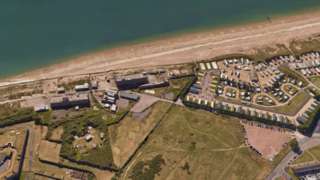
<box><xmin>115</xmin><ymin>74</ymin><xmax>149</xmax><ymax>90</ymax></box>
<box><xmin>34</xmin><ymin>104</ymin><xmax>49</xmax><ymax>112</ymax></box>
<box><xmin>139</xmin><ymin>80</ymin><xmax>169</xmax><ymax>89</ymax></box>
<box><xmin>293</xmin><ymin>163</ymin><xmax>320</xmax><ymax>178</ymax></box>
<box><xmin>119</xmin><ymin>91</ymin><xmax>140</xmax><ymax>101</ymax></box>
<box><xmin>75</xmin><ymin>83</ymin><xmax>90</xmax><ymax>92</ymax></box>
<box><xmin>57</xmin><ymin>87</ymin><xmax>65</xmax><ymax>94</ymax></box>
<box><xmin>91</xmin><ymin>81</ymin><xmax>98</xmax><ymax>89</ymax></box>
<box><xmin>50</xmin><ymin>94</ymin><xmax>90</xmax><ymax>109</ymax></box>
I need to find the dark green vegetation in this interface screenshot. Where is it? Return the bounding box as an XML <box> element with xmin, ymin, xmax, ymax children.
<box><xmin>38</xmin><ymin>103</ymin><xmax>129</xmax><ymax>140</ymax></box>
<box><xmin>22</xmin><ymin>94</ymin><xmax>131</xmax><ymax>171</ymax></box>
<box><xmin>0</xmin><ymin>103</ymin><xmax>37</xmax><ymax>127</ymax></box>
<box><xmin>130</xmin><ymin>155</ymin><xmax>165</xmax><ymax>180</ymax></box>
<box><xmin>60</xmin><ymin>110</ymin><xmax>115</xmax><ymax>169</ymax></box>
<box><xmin>124</xmin><ymin>105</ymin><xmax>272</xmax><ymax>180</ymax></box>
<box><xmin>1</xmin><ymin>0</ymin><xmax>320</xmax><ymax>77</ymax></box>
<box><xmin>37</xmin><ymin>105</ymin><xmax>129</xmax><ymax>169</ymax></box>
<box><xmin>289</xmin><ymin>139</ymin><xmax>301</xmax><ymax>154</ymax></box>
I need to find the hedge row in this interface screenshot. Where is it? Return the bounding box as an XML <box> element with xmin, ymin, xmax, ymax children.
<box><xmin>0</xmin><ymin>108</ymin><xmax>38</xmax><ymax>128</ymax></box>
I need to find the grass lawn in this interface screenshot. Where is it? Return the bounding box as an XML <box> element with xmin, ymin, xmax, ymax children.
<box><xmin>109</xmin><ymin>101</ymin><xmax>172</xmax><ymax>168</ymax></box>
<box><xmin>292</xmin><ymin>145</ymin><xmax>320</xmax><ymax>165</ymax></box>
<box><xmin>289</xmin><ymin>39</ymin><xmax>320</xmax><ymax>55</ymax></box>
<box><xmin>121</xmin><ymin>105</ymin><xmax>272</xmax><ymax>180</ymax></box>
<box><xmin>272</xmin><ymin>142</ymin><xmax>292</xmax><ymax>167</ymax></box>
<box><xmin>0</xmin><ymin>103</ymin><xmax>36</xmax><ymax>127</ymax></box>
<box><xmin>278</xmin><ymin>65</ymin><xmax>308</xmax><ymax>86</ymax></box>
<box><xmin>309</xmin><ymin>76</ymin><xmax>320</xmax><ymax>89</ymax></box>
<box><xmin>269</xmin><ymin>90</ymin><xmax>311</xmax><ymax>116</ymax></box>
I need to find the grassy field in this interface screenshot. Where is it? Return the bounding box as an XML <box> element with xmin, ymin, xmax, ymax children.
<box><xmin>248</xmin><ymin>38</ymin><xmax>320</xmax><ymax>61</ymax></box>
<box><xmin>0</xmin><ymin>82</ymin><xmax>43</xmax><ymax>100</ymax></box>
<box><xmin>293</xmin><ymin>145</ymin><xmax>320</xmax><ymax>165</ymax></box>
<box><xmin>278</xmin><ymin>65</ymin><xmax>308</xmax><ymax>86</ymax></box>
<box><xmin>140</xmin><ymin>77</ymin><xmax>194</xmax><ymax>101</ymax></box>
<box><xmin>120</xmin><ymin>105</ymin><xmax>272</xmax><ymax>180</ymax></box>
<box><xmin>289</xmin><ymin>38</ymin><xmax>320</xmax><ymax>55</ymax></box>
<box><xmin>109</xmin><ymin>101</ymin><xmax>171</xmax><ymax>168</ymax></box>
<box><xmin>272</xmin><ymin>143</ymin><xmax>291</xmax><ymax>167</ymax></box>
<box><xmin>309</xmin><ymin>76</ymin><xmax>320</xmax><ymax>89</ymax></box>
<box><xmin>0</xmin><ymin>103</ymin><xmax>36</xmax><ymax>127</ymax></box>
<box><xmin>269</xmin><ymin>90</ymin><xmax>311</xmax><ymax>116</ymax></box>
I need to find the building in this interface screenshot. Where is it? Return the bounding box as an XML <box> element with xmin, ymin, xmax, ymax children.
<box><xmin>91</xmin><ymin>81</ymin><xmax>98</xmax><ymax>89</ymax></box>
<box><xmin>139</xmin><ymin>81</ymin><xmax>169</xmax><ymax>89</ymax></box>
<box><xmin>50</xmin><ymin>94</ymin><xmax>90</xmax><ymax>110</ymax></box>
<box><xmin>57</xmin><ymin>87</ymin><xmax>65</xmax><ymax>94</ymax></box>
<box><xmin>50</xmin><ymin>96</ymin><xmax>69</xmax><ymax>109</ymax></box>
<box><xmin>115</xmin><ymin>74</ymin><xmax>149</xmax><ymax>90</ymax></box>
<box><xmin>119</xmin><ymin>91</ymin><xmax>140</xmax><ymax>101</ymax></box>
<box><xmin>34</xmin><ymin>104</ymin><xmax>49</xmax><ymax>112</ymax></box>
<box><xmin>69</xmin><ymin>94</ymin><xmax>90</xmax><ymax>107</ymax></box>
<box><xmin>293</xmin><ymin>163</ymin><xmax>320</xmax><ymax>177</ymax></box>
<box><xmin>75</xmin><ymin>83</ymin><xmax>90</xmax><ymax>92</ymax></box>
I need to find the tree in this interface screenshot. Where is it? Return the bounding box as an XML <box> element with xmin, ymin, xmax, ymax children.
<box><xmin>289</xmin><ymin>139</ymin><xmax>302</xmax><ymax>154</ymax></box>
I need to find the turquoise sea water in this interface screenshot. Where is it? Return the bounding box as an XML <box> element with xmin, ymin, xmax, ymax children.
<box><xmin>1</xmin><ymin>0</ymin><xmax>320</xmax><ymax>77</ymax></box>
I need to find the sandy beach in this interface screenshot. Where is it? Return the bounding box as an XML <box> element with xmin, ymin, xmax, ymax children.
<box><xmin>2</xmin><ymin>10</ymin><xmax>320</xmax><ymax>86</ymax></box>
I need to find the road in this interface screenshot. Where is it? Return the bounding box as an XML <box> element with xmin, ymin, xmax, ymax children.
<box><xmin>267</xmin><ymin>135</ymin><xmax>320</xmax><ymax>180</ymax></box>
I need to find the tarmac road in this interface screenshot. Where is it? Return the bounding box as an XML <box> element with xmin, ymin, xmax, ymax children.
<box><xmin>267</xmin><ymin>135</ymin><xmax>320</xmax><ymax>180</ymax></box>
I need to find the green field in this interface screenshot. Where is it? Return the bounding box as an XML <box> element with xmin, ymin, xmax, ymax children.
<box><xmin>121</xmin><ymin>105</ymin><xmax>272</xmax><ymax>180</ymax></box>
<box><xmin>309</xmin><ymin>76</ymin><xmax>320</xmax><ymax>89</ymax></box>
<box><xmin>293</xmin><ymin>145</ymin><xmax>320</xmax><ymax>165</ymax></box>
<box><xmin>269</xmin><ymin>90</ymin><xmax>311</xmax><ymax>116</ymax></box>
<box><xmin>0</xmin><ymin>103</ymin><xmax>36</xmax><ymax>127</ymax></box>
<box><xmin>109</xmin><ymin>101</ymin><xmax>172</xmax><ymax>168</ymax></box>
<box><xmin>141</xmin><ymin>76</ymin><xmax>194</xmax><ymax>101</ymax></box>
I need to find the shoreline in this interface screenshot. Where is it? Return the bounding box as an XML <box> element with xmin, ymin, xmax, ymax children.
<box><xmin>2</xmin><ymin>9</ymin><xmax>320</xmax><ymax>86</ymax></box>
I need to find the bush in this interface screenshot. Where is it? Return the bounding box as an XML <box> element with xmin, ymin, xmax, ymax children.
<box><xmin>59</xmin><ymin>109</ymin><xmax>115</xmax><ymax>169</ymax></box>
<box><xmin>129</xmin><ymin>154</ymin><xmax>165</xmax><ymax>180</ymax></box>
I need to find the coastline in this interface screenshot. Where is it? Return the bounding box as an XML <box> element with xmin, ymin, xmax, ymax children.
<box><xmin>2</xmin><ymin>9</ymin><xmax>320</xmax><ymax>86</ymax></box>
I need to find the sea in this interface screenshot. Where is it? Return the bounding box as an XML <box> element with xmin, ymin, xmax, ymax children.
<box><xmin>1</xmin><ymin>0</ymin><xmax>320</xmax><ymax>77</ymax></box>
